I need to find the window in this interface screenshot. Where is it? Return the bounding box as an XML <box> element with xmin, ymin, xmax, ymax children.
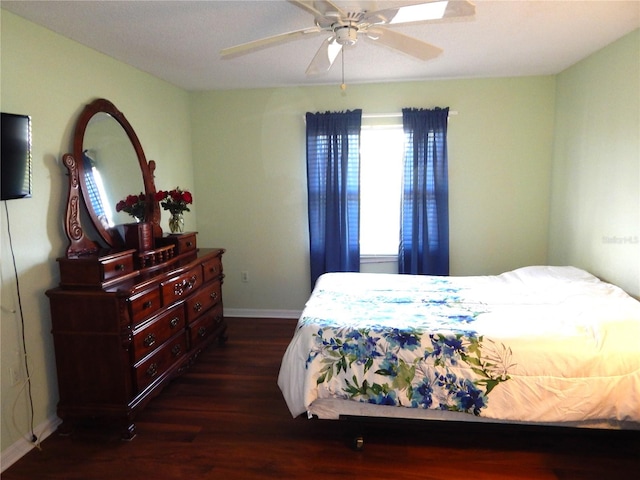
<box><xmin>359</xmin><ymin>123</ymin><xmax>405</xmax><ymax>256</ymax></box>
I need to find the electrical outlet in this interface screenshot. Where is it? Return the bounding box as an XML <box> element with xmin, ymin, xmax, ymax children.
<box><xmin>241</xmin><ymin>271</ymin><xmax>249</xmax><ymax>283</ymax></box>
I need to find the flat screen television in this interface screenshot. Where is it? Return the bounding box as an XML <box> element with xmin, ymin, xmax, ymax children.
<box><xmin>1</xmin><ymin>112</ymin><xmax>33</xmax><ymax>201</ymax></box>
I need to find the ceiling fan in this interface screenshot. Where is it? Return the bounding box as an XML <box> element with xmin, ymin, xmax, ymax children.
<box><xmin>220</xmin><ymin>1</ymin><xmax>476</xmax><ymax>76</ymax></box>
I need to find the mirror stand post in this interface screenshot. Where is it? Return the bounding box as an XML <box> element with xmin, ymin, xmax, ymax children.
<box><xmin>62</xmin><ymin>153</ymin><xmax>100</xmax><ymax>257</ymax></box>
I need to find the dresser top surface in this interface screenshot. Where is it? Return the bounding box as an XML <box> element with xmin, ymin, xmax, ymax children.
<box><xmin>48</xmin><ymin>247</ymin><xmax>224</xmax><ymax>296</ymax></box>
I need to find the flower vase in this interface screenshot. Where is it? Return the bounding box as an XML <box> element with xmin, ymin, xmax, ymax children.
<box><xmin>168</xmin><ymin>212</ymin><xmax>184</xmax><ymax>234</ymax></box>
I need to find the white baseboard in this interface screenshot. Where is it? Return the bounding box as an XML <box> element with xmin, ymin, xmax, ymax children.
<box><xmin>1</xmin><ymin>414</ymin><xmax>62</xmax><ymax>473</ymax></box>
<box><xmin>224</xmin><ymin>308</ymin><xmax>301</xmax><ymax>319</ymax></box>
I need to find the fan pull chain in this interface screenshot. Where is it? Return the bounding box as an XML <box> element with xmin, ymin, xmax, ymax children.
<box><xmin>340</xmin><ymin>48</ymin><xmax>346</xmax><ymax>91</ymax></box>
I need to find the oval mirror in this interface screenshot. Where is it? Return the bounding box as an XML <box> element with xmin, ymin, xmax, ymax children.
<box><xmin>72</xmin><ymin>99</ymin><xmax>158</xmax><ymax>247</ymax></box>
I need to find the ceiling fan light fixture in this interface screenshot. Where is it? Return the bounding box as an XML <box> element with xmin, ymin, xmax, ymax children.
<box><xmin>327</xmin><ymin>39</ymin><xmax>343</xmax><ymax>61</ymax></box>
<box><xmin>334</xmin><ymin>22</ymin><xmax>358</xmax><ymax>46</ymax></box>
<box><xmin>389</xmin><ymin>1</ymin><xmax>449</xmax><ymax>24</ymax></box>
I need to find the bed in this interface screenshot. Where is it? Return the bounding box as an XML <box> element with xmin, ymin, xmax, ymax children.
<box><xmin>277</xmin><ymin>266</ymin><xmax>640</xmax><ymax>434</ymax></box>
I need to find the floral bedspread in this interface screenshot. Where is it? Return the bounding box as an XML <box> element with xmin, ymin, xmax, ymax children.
<box><xmin>302</xmin><ymin>279</ymin><xmax>514</xmax><ymax>416</ymax></box>
<box><xmin>278</xmin><ymin>268</ymin><xmax>640</xmax><ymax>427</ymax></box>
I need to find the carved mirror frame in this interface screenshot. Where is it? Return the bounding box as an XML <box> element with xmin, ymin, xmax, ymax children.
<box><xmin>63</xmin><ymin>99</ymin><xmax>161</xmax><ymax>256</ymax></box>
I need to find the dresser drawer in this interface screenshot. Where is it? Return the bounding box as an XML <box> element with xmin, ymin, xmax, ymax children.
<box><xmin>188</xmin><ymin>304</ymin><xmax>224</xmax><ymax>350</ymax></box>
<box><xmin>133</xmin><ymin>333</ymin><xmax>187</xmax><ymax>393</ymax></box>
<box><xmin>128</xmin><ymin>287</ymin><xmax>162</xmax><ymax>325</ymax></box>
<box><xmin>185</xmin><ymin>280</ymin><xmax>222</xmax><ymax>323</ymax></box>
<box><xmin>202</xmin><ymin>255</ymin><xmax>223</xmax><ymax>283</ymax></box>
<box><xmin>174</xmin><ymin>232</ymin><xmax>197</xmax><ymax>254</ymax></box>
<box><xmin>102</xmin><ymin>253</ymin><xmax>135</xmax><ymax>281</ymax></box>
<box><xmin>161</xmin><ymin>266</ymin><xmax>202</xmax><ymax>306</ymax></box>
<box><xmin>57</xmin><ymin>249</ymin><xmax>136</xmax><ymax>287</ymax></box>
<box><xmin>157</xmin><ymin>232</ymin><xmax>197</xmax><ymax>255</ymax></box>
<box><xmin>132</xmin><ymin>304</ymin><xmax>186</xmax><ymax>362</ymax></box>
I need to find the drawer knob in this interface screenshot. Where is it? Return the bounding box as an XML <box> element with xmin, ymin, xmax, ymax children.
<box><xmin>186</xmin><ymin>241</ymin><xmax>193</xmax><ymax>247</ymax></box>
<box><xmin>171</xmin><ymin>344</ymin><xmax>182</xmax><ymax>357</ymax></box>
<box><xmin>169</xmin><ymin>317</ymin><xmax>179</xmax><ymax>328</ymax></box>
<box><xmin>115</xmin><ymin>263</ymin><xmax>126</xmax><ymax>271</ymax></box>
<box><xmin>210</xmin><ymin>292</ymin><xmax>218</xmax><ymax>300</ymax></box>
<box><xmin>143</xmin><ymin>333</ymin><xmax>156</xmax><ymax>348</ymax></box>
<box><xmin>198</xmin><ymin>326</ymin><xmax>207</xmax><ymax>337</ymax></box>
<box><xmin>146</xmin><ymin>363</ymin><xmax>158</xmax><ymax>378</ymax></box>
<box><xmin>143</xmin><ymin>300</ymin><xmax>153</xmax><ymax>310</ymax></box>
<box><xmin>174</xmin><ymin>275</ymin><xmax>197</xmax><ymax>296</ymax></box>
<box><xmin>193</xmin><ymin>302</ymin><xmax>203</xmax><ymax>312</ymax></box>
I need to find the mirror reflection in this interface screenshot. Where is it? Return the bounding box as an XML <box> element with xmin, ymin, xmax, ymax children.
<box><xmin>82</xmin><ymin>112</ymin><xmax>143</xmax><ymax>228</ymax></box>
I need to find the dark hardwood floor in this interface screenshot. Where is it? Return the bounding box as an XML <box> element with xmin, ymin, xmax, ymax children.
<box><xmin>4</xmin><ymin>317</ymin><xmax>639</xmax><ymax>479</ymax></box>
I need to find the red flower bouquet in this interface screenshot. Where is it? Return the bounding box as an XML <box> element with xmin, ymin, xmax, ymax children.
<box><xmin>115</xmin><ymin>193</ymin><xmax>146</xmax><ymax>222</ymax></box>
<box><xmin>155</xmin><ymin>187</ymin><xmax>193</xmax><ymax>215</ymax></box>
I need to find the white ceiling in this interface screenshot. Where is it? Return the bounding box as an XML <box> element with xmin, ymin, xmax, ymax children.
<box><xmin>2</xmin><ymin>0</ymin><xmax>639</xmax><ymax>91</ymax></box>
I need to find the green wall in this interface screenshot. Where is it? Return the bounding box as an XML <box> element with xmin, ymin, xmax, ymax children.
<box><xmin>190</xmin><ymin>77</ymin><xmax>556</xmax><ymax>312</ymax></box>
<box><xmin>549</xmin><ymin>29</ymin><xmax>640</xmax><ymax>297</ymax></box>
<box><xmin>0</xmin><ymin>10</ymin><xmax>193</xmax><ymax>455</ymax></box>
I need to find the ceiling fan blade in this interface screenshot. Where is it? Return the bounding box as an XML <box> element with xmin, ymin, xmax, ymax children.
<box><xmin>367</xmin><ymin>27</ymin><xmax>443</xmax><ymax>61</ymax></box>
<box><xmin>441</xmin><ymin>0</ymin><xmax>476</xmax><ymax>19</ymax></box>
<box><xmin>288</xmin><ymin>0</ymin><xmax>345</xmax><ymax>21</ymax></box>
<box><xmin>288</xmin><ymin>0</ymin><xmax>325</xmax><ymax>18</ymax></box>
<box><xmin>314</xmin><ymin>0</ymin><xmax>346</xmax><ymax>17</ymax></box>
<box><xmin>306</xmin><ymin>37</ymin><xmax>342</xmax><ymax>75</ymax></box>
<box><xmin>221</xmin><ymin>26</ymin><xmax>321</xmax><ymax>58</ymax></box>
<box><xmin>365</xmin><ymin>0</ymin><xmax>475</xmax><ymax>25</ymax></box>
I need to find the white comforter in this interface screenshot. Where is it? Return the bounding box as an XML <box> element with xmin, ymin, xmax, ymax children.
<box><xmin>278</xmin><ymin>266</ymin><xmax>640</xmax><ymax>428</ymax></box>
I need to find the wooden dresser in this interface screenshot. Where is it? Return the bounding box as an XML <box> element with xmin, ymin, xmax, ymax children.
<box><xmin>46</xmin><ymin>240</ymin><xmax>226</xmax><ymax>439</ymax></box>
<box><xmin>50</xmin><ymin>98</ymin><xmax>229</xmax><ymax>438</ymax></box>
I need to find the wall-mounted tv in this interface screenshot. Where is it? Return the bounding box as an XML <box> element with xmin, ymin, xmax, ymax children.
<box><xmin>1</xmin><ymin>112</ymin><xmax>33</xmax><ymax>201</ymax></box>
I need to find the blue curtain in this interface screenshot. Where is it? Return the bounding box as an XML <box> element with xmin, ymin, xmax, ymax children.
<box><xmin>399</xmin><ymin>107</ymin><xmax>449</xmax><ymax>275</ymax></box>
<box><xmin>306</xmin><ymin>110</ymin><xmax>362</xmax><ymax>289</ymax></box>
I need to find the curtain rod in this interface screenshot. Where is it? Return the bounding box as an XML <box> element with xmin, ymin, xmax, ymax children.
<box><xmin>302</xmin><ymin>111</ymin><xmax>458</xmax><ymax>122</ymax></box>
<box><xmin>362</xmin><ymin>111</ymin><xmax>458</xmax><ymax>118</ymax></box>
